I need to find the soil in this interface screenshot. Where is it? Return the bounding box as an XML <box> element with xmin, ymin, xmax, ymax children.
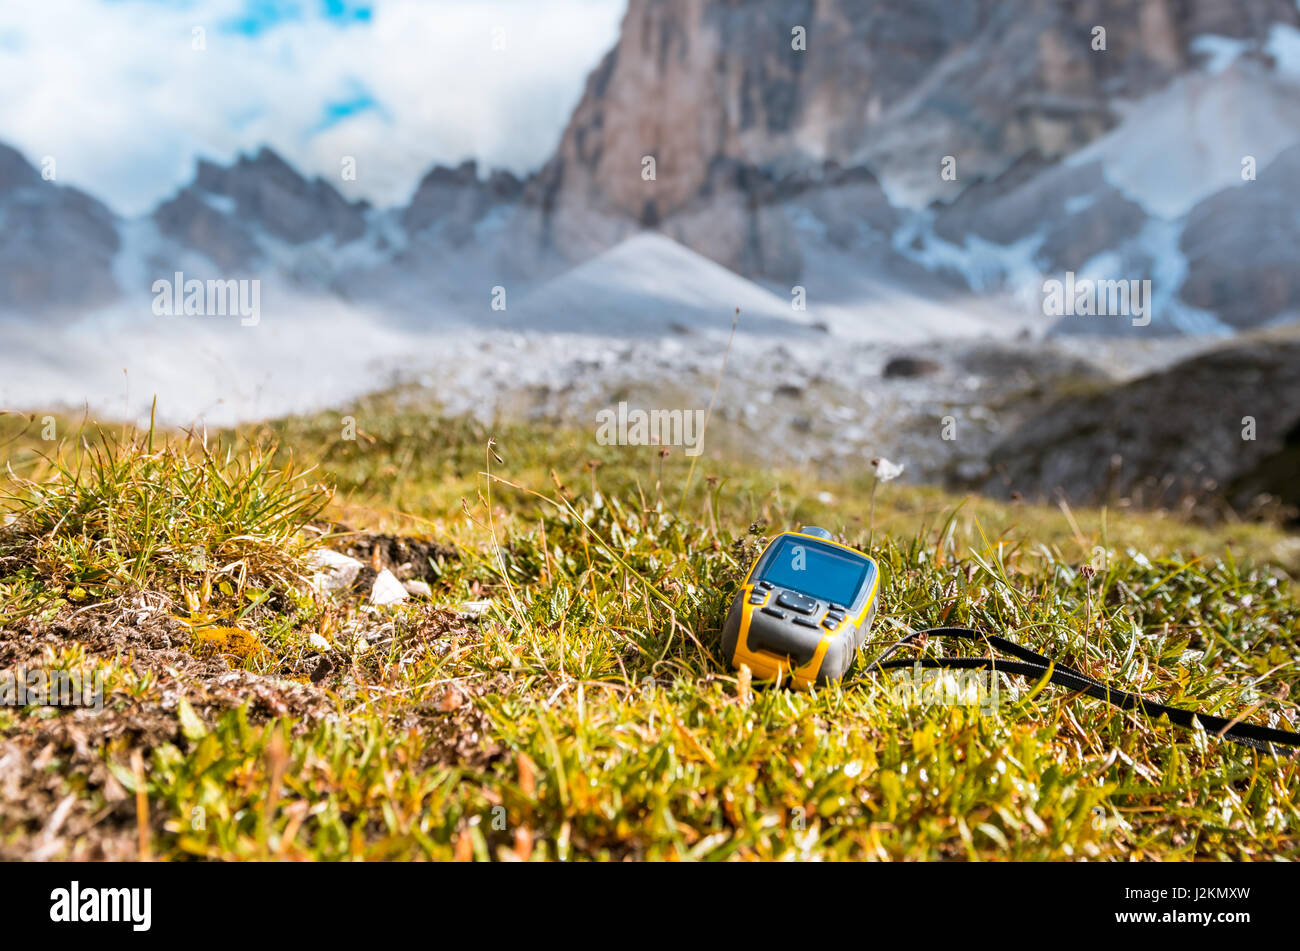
<box><xmin>0</xmin><ymin>541</ymin><xmax>501</xmax><ymax>860</ymax></box>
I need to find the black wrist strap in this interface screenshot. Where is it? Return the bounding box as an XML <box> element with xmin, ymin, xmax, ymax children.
<box><xmin>863</xmin><ymin>626</ymin><xmax>1300</xmax><ymax>753</ymax></box>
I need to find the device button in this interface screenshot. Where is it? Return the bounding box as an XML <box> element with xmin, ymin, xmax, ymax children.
<box><xmin>826</xmin><ymin>610</ymin><xmax>845</xmax><ymax>623</ymax></box>
<box><xmin>821</xmin><ymin>616</ymin><xmax>839</xmax><ymax>630</ymax></box>
<box><xmin>748</xmin><ymin>591</ymin><xmax>767</xmax><ymax>605</ymax></box>
<box><xmin>761</xmin><ymin>607</ymin><xmax>787</xmax><ymax>621</ymax></box>
<box><xmin>776</xmin><ymin>591</ymin><xmax>817</xmax><ymax>614</ymax></box>
<box><xmin>793</xmin><ymin>616</ymin><xmax>820</xmax><ymax>629</ymax></box>
<box><xmin>756</xmin><ymin>580</ymin><xmax>773</xmax><ymax>590</ymax></box>
<box><xmin>828</xmin><ymin>603</ymin><xmax>847</xmax><ymax>613</ymax></box>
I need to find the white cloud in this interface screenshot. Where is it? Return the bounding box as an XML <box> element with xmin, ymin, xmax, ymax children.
<box><xmin>0</xmin><ymin>0</ymin><xmax>626</xmax><ymax>215</ymax></box>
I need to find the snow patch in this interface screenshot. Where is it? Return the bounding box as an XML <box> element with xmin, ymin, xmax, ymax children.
<box><xmin>1267</xmin><ymin>23</ymin><xmax>1300</xmax><ymax>76</ymax></box>
<box><xmin>1063</xmin><ymin>194</ymin><xmax>1097</xmax><ymax>215</ymax></box>
<box><xmin>1067</xmin><ymin>63</ymin><xmax>1300</xmax><ymax>219</ymax></box>
<box><xmin>1190</xmin><ymin>35</ymin><xmax>1250</xmax><ymax>75</ymax></box>
<box><xmin>198</xmin><ymin>192</ymin><xmax>237</xmax><ymax>216</ymax></box>
<box><xmin>894</xmin><ymin>213</ymin><xmax>1044</xmax><ymax>304</ymax></box>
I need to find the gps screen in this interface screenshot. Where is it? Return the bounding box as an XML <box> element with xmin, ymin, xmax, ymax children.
<box><xmin>756</xmin><ymin>536</ymin><xmax>873</xmax><ymax>606</ymax></box>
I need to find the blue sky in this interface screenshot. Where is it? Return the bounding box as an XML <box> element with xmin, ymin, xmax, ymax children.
<box><xmin>0</xmin><ymin>0</ymin><xmax>626</xmax><ymax>214</ymax></box>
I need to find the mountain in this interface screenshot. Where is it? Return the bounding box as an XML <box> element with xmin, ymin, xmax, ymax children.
<box><xmin>1178</xmin><ymin>140</ymin><xmax>1300</xmax><ymax>329</ymax></box>
<box><xmin>340</xmin><ymin>159</ymin><xmax>537</xmax><ymax>317</ymax></box>
<box><xmin>152</xmin><ymin>147</ymin><xmax>369</xmax><ymax>271</ymax></box>
<box><xmin>3</xmin><ymin>0</ymin><xmax>1300</xmax><ymax>338</ymax></box>
<box><xmin>525</xmin><ymin>0</ymin><xmax>1300</xmax><ymax>303</ymax></box>
<box><xmin>0</xmin><ymin>144</ymin><xmax>120</xmax><ymax>317</ymax></box>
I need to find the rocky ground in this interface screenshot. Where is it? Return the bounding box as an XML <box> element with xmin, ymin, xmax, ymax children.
<box><xmin>406</xmin><ymin>325</ymin><xmax>1219</xmax><ymax>487</ymax></box>
<box><xmin>403</xmin><ymin>321</ymin><xmax>1300</xmax><ymax>525</ymax></box>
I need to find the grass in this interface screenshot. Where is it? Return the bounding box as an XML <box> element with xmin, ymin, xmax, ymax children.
<box><xmin>0</xmin><ymin>398</ymin><xmax>1298</xmax><ymax>860</ymax></box>
<box><xmin>1</xmin><ymin>410</ymin><xmax>330</xmax><ymax>626</ymax></box>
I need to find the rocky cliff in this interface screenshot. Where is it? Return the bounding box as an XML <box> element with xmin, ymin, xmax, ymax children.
<box><xmin>527</xmin><ymin>0</ymin><xmax>1300</xmax><ymax>284</ymax></box>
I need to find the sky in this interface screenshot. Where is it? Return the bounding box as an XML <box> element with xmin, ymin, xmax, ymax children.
<box><xmin>0</xmin><ymin>0</ymin><xmax>627</xmax><ymax>215</ymax></box>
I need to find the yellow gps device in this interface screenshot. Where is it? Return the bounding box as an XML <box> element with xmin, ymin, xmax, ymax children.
<box><xmin>721</xmin><ymin>527</ymin><xmax>880</xmax><ymax>688</ymax></box>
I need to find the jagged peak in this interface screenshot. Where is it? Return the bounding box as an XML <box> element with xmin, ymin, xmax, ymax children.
<box><xmin>0</xmin><ymin>142</ymin><xmax>45</xmax><ymax>192</ymax></box>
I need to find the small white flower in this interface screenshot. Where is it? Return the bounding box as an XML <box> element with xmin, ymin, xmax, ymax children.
<box><xmin>871</xmin><ymin>457</ymin><xmax>904</xmax><ymax>482</ymax></box>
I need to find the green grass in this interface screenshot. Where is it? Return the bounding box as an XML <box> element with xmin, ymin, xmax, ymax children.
<box><xmin>1</xmin><ymin>399</ymin><xmax>1298</xmax><ymax>860</ymax></box>
<box><xmin>1</xmin><ymin>410</ymin><xmax>329</xmax><ymax>625</ymax></box>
